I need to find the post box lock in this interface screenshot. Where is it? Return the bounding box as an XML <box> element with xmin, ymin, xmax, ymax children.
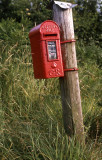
<box><xmin>29</xmin><ymin>20</ymin><xmax>64</xmax><ymax>79</ymax></box>
<box><xmin>51</xmin><ymin>62</ymin><xmax>57</xmax><ymax>68</ymax></box>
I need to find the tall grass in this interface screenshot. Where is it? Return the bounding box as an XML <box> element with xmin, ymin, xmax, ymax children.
<box><xmin>0</xmin><ymin>19</ymin><xmax>102</xmax><ymax>159</ymax></box>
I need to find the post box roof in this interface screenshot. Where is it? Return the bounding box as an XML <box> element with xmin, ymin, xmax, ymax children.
<box><xmin>29</xmin><ymin>20</ymin><xmax>60</xmax><ymax>38</ymax></box>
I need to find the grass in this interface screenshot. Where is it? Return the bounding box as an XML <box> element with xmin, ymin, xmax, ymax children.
<box><xmin>0</xmin><ymin>20</ymin><xmax>102</xmax><ymax>159</ymax></box>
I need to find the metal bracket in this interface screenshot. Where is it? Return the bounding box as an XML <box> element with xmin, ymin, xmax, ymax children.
<box><xmin>54</xmin><ymin>1</ymin><xmax>77</xmax><ymax>9</ymax></box>
<box><xmin>61</xmin><ymin>40</ymin><xmax>76</xmax><ymax>44</ymax></box>
<box><xmin>64</xmin><ymin>68</ymin><xmax>79</xmax><ymax>72</ymax></box>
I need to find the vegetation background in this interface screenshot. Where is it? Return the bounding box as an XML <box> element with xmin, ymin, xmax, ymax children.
<box><xmin>0</xmin><ymin>0</ymin><xmax>102</xmax><ymax>159</ymax></box>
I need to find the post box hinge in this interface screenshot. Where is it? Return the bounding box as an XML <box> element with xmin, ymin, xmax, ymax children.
<box><xmin>64</xmin><ymin>68</ymin><xmax>78</xmax><ymax>72</ymax></box>
<box><xmin>61</xmin><ymin>39</ymin><xmax>76</xmax><ymax>44</ymax></box>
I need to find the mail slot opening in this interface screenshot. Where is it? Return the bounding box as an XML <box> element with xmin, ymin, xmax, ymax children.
<box><xmin>44</xmin><ymin>34</ymin><xmax>57</xmax><ymax>37</ymax></box>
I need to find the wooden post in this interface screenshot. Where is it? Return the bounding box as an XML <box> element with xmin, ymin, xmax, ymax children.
<box><xmin>53</xmin><ymin>2</ymin><xmax>84</xmax><ymax>143</ymax></box>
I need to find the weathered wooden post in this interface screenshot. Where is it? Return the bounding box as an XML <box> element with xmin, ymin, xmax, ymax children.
<box><xmin>53</xmin><ymin>1</ymin><xmax>84</xmax><ymax>142</ymax></box>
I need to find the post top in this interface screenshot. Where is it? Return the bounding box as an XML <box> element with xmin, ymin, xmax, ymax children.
<box><xmin>54</xmin><ymin>1</ymin><xmax>77</xmax><ymax>9</ymax></box>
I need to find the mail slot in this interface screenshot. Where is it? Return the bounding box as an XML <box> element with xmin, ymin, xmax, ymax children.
<box><xmin>29</xmin><ymin>20</ymin><xmax>64</xmax><ymax>79</ymax></box>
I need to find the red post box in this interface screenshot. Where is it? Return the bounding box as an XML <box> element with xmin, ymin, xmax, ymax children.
<box><xmin>29</xmin><ymin>20</ymin><xmax>64</xmax><ymax>79</ymax></box>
